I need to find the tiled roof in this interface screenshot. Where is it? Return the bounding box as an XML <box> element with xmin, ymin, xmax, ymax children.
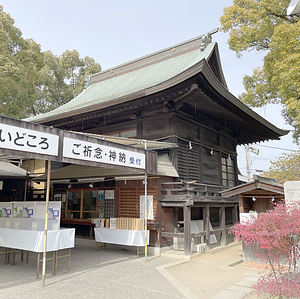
<box><xmin>26</xmin><ymin>34</ymin><xmax>219</xmax><ymax>123</ymax></box>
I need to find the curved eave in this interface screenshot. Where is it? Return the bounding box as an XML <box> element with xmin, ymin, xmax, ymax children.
<box><xmin>25</xmin><ymin>43</ymin><xmax>287</xmax><ymax>144</ymax></box>
<box><xmin>206</xmin><ymin>43</ymin><xmax>228</xmax><ymax>89</ymax></box>
<box><xmin>24</xmin><ymin>74</ymin><xmax>193</xmax><ymax>125</ymax></box>
<box><xmin>197</xmin><ymin>62</ymin><xmax>288</xmax><ymax>143</ymax></box>
<box><xmin>25</xmin><ymin>41</ymin><xmax>219</xmax><ymax>125</ymax></box>
<box><xmin>221</xmin><ymin>181</ymin><xmax>284</xmax><ymax>198</ymax></box>
<box><xmin>27</xmin><ymin>58</ymin><xmax>217</xmax><ymax>125</ymax></box>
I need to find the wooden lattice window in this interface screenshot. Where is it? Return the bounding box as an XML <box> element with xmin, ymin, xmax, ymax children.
<box><xmin>221</xmin><ymin>156</ymin><xmax>235</xmax><ymax>187</ymax></box>
<box><xmin>104</xmin><ymin>197</ymin><xmax>115</xmax><ymax>218</ymax></box>
<box><xmin>119</xmin><ymin>187</ymin><xmax>157</xmax><ymax>219</ymax></box>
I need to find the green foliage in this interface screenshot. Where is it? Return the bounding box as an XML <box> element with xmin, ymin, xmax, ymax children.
<box><xmin>0</xmin><ymin>6</ymin><xmax>43</xmax><ymax>119</ymax></box>
<box><xmin>220</xmin><ymin>0</ymin><xmax>300</xmax><ymax>141</ymax></box>
<box><xmin>0</xmin><ymin>6</ymin><xmax>101</xmax><ymax>118</ymax></box>
<box><xmin>263</xmin><ymin>150</ymin><xmax>300</xmax><ymax>183</ymax></box>
<box><xmin>33</xmin><ymin>50</ymin><xmax>101</xmax><ymax>115</ymax></box>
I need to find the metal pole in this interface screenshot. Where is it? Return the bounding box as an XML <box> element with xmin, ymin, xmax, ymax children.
<box><xmin>245</xmin><ymin>145</ymin><xmax>251</xmax><ymax>182</ymax></box>
<box><xmin>23</xmin><ymin>159</ymin><xmax>29</xmax><ymax>201</ymax></box>
<box><xmin>144</xmin><ymin>141</ymin><xmax>148</xmax><ymax>262</ymax></box>
<box><xmin>42</xmin><ymin>160</ymin><xmax>51</xmax><ymax>286</ymax></box>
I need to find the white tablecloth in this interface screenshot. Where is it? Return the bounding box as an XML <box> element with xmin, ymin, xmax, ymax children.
<box><xmin>94</xmin><ymin>228</ymin><xmax>149</xmax><ymax>246</ymax></box>
<box><xmin>0</xmin><ymin>228</ymin><xmax>75</xmax><ymax>252</ymax></box>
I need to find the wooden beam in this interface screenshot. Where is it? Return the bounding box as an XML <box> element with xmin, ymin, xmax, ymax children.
<box><xmin>238</xmin><ymin>195</ymin><xmax>244</xmax><ymax>213</ymax></box>
<box><xmin>204</xmin><ymin>203</ymin><xmax>210</xmax><ymax>250</ymax></box>
<box><xmin>173</xmin><ymin>208</ymin><xmax>179</xmax><ymax>233</ymax></box>
<box><xmin>162</xmin><ymin>230</ymin><xmax>223</xmax><ymax>239</ymax></box>
<box><xmin>219</xmin><ymin>205</ymin><xmax>226</xmax><ymax>246</ymax></box>
<box><xmin>232</xmin><ymin>204</ymin><xmax>238</xmax><ymax>225</ymax></box>
<box><xmin>183</xmin><ymin>203</ymin><xmax>191</xmax><ymax>255</ymax></box>
<box><xmin>191</xmin><ymin>229</ymin><xmax>222</xmax><ymax>238</ymax></box>
<box><xmin>161</xmin><ymin>232</ymin><xmax>184</xmax><ymax>238</ymax></box>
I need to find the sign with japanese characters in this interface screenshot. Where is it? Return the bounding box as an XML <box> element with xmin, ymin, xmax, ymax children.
<box><xmin>63</xmin><ymin>137</ymin><xmax>145</xmax><ymax>169</ymax></box>
<box><xmin>0</xmin><ymin>123</ymin><xmax>59</xmax><ymax>156</ymax></box>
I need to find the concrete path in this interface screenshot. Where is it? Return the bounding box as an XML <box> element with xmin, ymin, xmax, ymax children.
<box><xmin>165</xmin><ymin>242</ymin><xmax>260</xmax><ymax>298</ymax></box>
<box><xmin>0</xmin><ymin>242</ymin><xmax>261</xmax><ymax>299</ymax></box>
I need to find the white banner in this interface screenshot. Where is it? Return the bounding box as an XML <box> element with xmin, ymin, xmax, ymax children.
<box><xmin>140</xmin><ymin>195</ymin><xmax>153</xmax><ymax>220</ymax></box>
<box><xmin>0</xmin><ymin>123</ymin><xmax>59</xmax><ymax>156</ymax></box>
<box><xmin>63</xmin><ymin>137</ymin><xmax>145</xmax><ymax>169</ymax></box>
<box><xmin>284</xmin><ymin>181</ymin><xmax>300</xmax><ymax>206</ymax></box>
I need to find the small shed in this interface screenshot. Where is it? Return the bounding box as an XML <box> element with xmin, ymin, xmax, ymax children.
<box><xmin>221</xmin><ymin>175</ymin><xmax>284</xmax><ymax>214</ymax></box>
<box><xmin>222</xmin><ymin>175</ymin><xmax>285</xmax><ymax>269</ymax></box>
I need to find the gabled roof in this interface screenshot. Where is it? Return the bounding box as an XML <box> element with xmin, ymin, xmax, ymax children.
<box><xmin>26</xmin><ymin>33</ymin><xmax>226</xmax><ymax>124</ymax></box>
<box><xmin>26</xmin><ymin>32</ymin><xmax>288</xmax><ymax>145</ymax></box>
<box><xmin>221</xmin><ymin>175</ymin><xmax>284</xmax><ymax>198</ymax></box>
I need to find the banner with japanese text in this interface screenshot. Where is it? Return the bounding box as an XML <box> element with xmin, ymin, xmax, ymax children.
<box><xmin>63</xmin><ymin>137</ymin><xmax>145</xmax><ymax>169</ymax></box>
<box><xmin>0</xmin><ymin>123</ymin><xmax>59</xmax><ymax>156</ymax></box>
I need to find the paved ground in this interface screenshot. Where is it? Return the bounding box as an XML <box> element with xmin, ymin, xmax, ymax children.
<box><xmin>165</xmin><ymin>243</ymin><xmax>260</xmax><ymax>298</ymax></box>
<box><xmin>0</xmin><ymin>242</ymin><xmax>261</xmax><ymax>299</ymax></box>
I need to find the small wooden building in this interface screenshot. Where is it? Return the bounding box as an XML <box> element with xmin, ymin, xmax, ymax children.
<box><xmin>221</xmin><ymin>175</ymin><xmax>285</xmax><ymax>268</ymax></box>
<box><xmin>221</xmin><ymin>175</ymin><xmax>284</xmax><ymax>214</ymax></box>
<box><xmin>27</xmin><ymin>32</ymin><xmax>288</xmax><ymax>255</ymax></box>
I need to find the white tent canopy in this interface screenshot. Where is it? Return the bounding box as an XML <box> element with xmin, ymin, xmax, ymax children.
<box><xmin>0</xmin><ymin>161</ymin><xmax>30</xmax><ymax>178</ymax></box>
<box><xmin>33</xmin><ymin>153</ymin><xmax>179</xmax><ymax>182</ymax></box>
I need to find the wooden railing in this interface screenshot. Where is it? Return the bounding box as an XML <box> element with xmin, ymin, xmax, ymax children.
<box><xmin>161</xmin><ymin>228</ymin><xmax>231</xmax><ymax>239</ymax></box>
<box><xmin>160</xmin><ymin>181</ymin><xmax>225</xmax><ymax>201</ymax></box>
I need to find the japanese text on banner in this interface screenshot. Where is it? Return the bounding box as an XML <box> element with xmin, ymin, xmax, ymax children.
<box><xmin>63</xmin><ymin>137</ymin><xmax>145</xmax><ymax>169</ymax></box>
<box><xmin>0</xmin><ymin>123</ymin><xmax>59</xmax><ymax>156</ymax></box>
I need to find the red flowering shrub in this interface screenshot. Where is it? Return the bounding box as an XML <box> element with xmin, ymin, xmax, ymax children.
<box><xmin>254</xmin><ymin>272</ymin><xmax>300</xmax><ymax>298</ymax></box>
<box><xmin>229</xmin><ymin>202</ymin><xmax>300</xmax><ymax>298</ymax></box>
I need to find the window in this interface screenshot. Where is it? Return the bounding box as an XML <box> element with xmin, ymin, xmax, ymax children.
<box><xmin>119</xmin><ymin>187</ymin><xmax>157</xmax><ymax>218</ymax></box>
<box><xmin>221</xmin><ymin>156</ymin><xmax>235</xmax><ymax>187</ymax></box>
<box><xmin>65</xmin><ymin>189</ymin><xmax>114</xmax><ymax>220</ymax></box>
<box><xmin>67</xmin><ymin>190</ymin><xmax>82</xmax><ymax>219</ymax></box>
<box><xmin>106</xmin><ymin>128</ymin><xmax>137</xmax><ymax>138</ymax></box>
<box><xmin>82</xmin><ymin>190</ymin><xmax>97</xmax><ymax>219</ymax></box>
<box><xmin>104</xmin><ymin>197</ymin><xmax>115</xmax><ymax>218</ymax></box>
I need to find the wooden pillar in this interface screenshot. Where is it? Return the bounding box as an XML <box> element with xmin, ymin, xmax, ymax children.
<box><xmin>219</xmin><ymin>205</ymin><xmax>226</xmax><ymax>246</ymax></box>
<box><xmin>183</xmin><ymin>203</ymin><xmax>191</xmax><ymax>255</ymax></box>
<box><xmin>204</xmin><ymin>203</ymin><xmax>210</xmax><ymax>250</ymax></box>
<box><xmin>232</xmin><ymin>205</ymin><xmax>238</xmax><ymax>225</ymax></box>
<box><xmin>238</xmin><ymin>195</ymin><xmax>244</xmax><ymax>213</ymax></box>
<box><xmin>173</xmin><ymin>207</ymin><xmax>179</xmax><ymax>233</ymax></box>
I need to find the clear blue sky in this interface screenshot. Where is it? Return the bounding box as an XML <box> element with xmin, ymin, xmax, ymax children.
<box><xmin>1</xmin><ymin>0</ymin><xmax>299</xmax><ymax>177</ymax></box>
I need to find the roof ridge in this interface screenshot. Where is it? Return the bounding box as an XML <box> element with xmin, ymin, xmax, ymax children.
<box><xmin>89</xmin><ymin>29</ymin><xmax>219</xmax><ymax>85</ymax></box>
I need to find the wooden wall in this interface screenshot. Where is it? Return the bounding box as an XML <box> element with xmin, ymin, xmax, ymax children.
<box><xmin>76</xmin><ymin>102</ymin><xmax>238</xmax><ymax>188</ymax></box>
<box><xmin>94</xmin><ymin>109</ymin><xmax>239</xmax><ymax>187</ymax></box>
<box><xmin>140</xmin><ymin>112</ymin><xmax>237</xmax><ymax>186</ymax></box>
<box><xmin>118</xmin><ymin>187</ymin><xmax>157</xmax><ymax>219</ymax></box>
<box><xmin>177</xmin><ymin>139</ymin><xmax>201</xmax><ymax>182</ymax></box>
<box><xmin>201</xmin><ymin>146</ymin><xmax>220</xmax><ymax>185</ymax></box>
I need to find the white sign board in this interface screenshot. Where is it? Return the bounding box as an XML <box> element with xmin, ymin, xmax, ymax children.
<box><xmin>284</xmin><ymin>181</ymin><xmax>300</xmax><ymax>206</ymax></box>
<box><xmin>239</xmin><ymin>212</ymin><xmax>258</xmax><ymax>224</ymax></box>
<box><xmin>105</xmin><ymin>190</ymin><xmax>114</xmax><ymax>199</ymax></box>
<box><xmin>140</xmin><ymin>195</ymin><xmax>153</xmax><ymax>220</ymax></box>
<box><xmin>0</xmin><ymin>123</ymin><xmax>59</xmax><ymax>156</ymax></box>
<box><xmin>63</xmin><ymin>137</ymin><xmax>145</xmax><ymax>169</ymax></box>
